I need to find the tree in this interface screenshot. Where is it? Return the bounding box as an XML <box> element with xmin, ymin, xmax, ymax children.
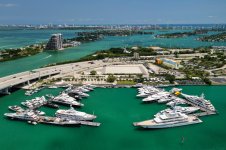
<box><xmin>107</xmin><ymin>74</ymin><xmax>116</xmax><ymax>83</ymax></box>
<box><xmin>90</xmin><ymin>70</ymin><xmax>97</xmax><ymax>75</ymax></box>
<box><xmin>203</xmin><ymin>78</ymin><xmax>212</xmax><ymax>85</ymax></box>
<box><xmin>165</xmin><ymin>74</ymin><xmax>175</xmax><ymax>84</ymax></box>
<box><xmin>174</xmin><ymin>52</ymin><xmax>179</xmax><ymax>58</ymax></box>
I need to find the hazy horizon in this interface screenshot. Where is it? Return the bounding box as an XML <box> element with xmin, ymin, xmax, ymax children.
<box><xmin>0</xmin><ymin>0</ymin><xmax>226</xmax><ymax>24</ymax></box>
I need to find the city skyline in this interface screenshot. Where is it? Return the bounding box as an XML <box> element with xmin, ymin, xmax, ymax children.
<box><xmin>0</xmin><ymin>0</ymin><xmax>226</xmax><ymax>24</ymax></box>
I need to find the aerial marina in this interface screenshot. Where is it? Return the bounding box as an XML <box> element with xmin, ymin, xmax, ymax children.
<box><xmin>0</xmin><ymin>1</ymin><xmax>226</xmax><ymax>149</ymax></box>
<box><xmin>3</xmin><ymin>83</ymin><xmax>217</xmax><ymax>130</ymax></box>
<box><xmin>4</xmin><ymin>85</ymin><xmax>101</xmax><ymax>127</ymax></box>
<box><xmin>133</xmin><ymin>86</ymin><xmax>217</xmax><ymax>129</ymax></box>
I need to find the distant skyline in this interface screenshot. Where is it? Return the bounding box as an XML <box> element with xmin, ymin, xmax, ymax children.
<box><xmin>0</xmin><ymin>0</ymin><xmax>226</xmax><ymax>24</ymax></box>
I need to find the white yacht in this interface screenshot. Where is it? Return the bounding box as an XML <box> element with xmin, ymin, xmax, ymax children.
<box><xmin>137</xmin><ymin>86</ymin><xmax>163</xmax><ymax>98</ymax></box>
<box><xmin>166</xmin><ymin>98</ymin><xmax>186</xmax><ymax>106</ymax></box>
<box><xmin>8</xmin><ymin>105</ymin><xmax>24</xmax><ymax>112</ymax></box>
<box><xmin>142</xmin><ymin>92</ymin><xmax>170</xmax><ymax>102</ymax></box>
<box><xmin>68</xmin><ymin>90</ymin><xmax>89</xmax><ymax>97</ymax></box>
<box><xmin>85</xmin><ymin>84</ymin><xmax>96</xmax><ymax>88</ymax></box>
<box><xmin>155</xmin><ymin>106</ymin><xmax>200</xmax><ymax>117</ymax></box>
<box><xmin>55</xmin><ymin>107</ymin><xmax>96</xmax><ymax>121</ymax></box>
<box><xmin>21</xmin><ymin>96</ymin><xmax>47</xmax><ymax>109</ymax></box>
<box><xmin>8</xmin><ymin>105</ymin><xmax>45</xmax><ymax>115</ymax></box>
<box><xmin>133</xmin><ymin>83</ymin><xmax>143</xmax><ymax>88</ymax></box>
<box><xmin>134</xmin><ymin>111</ymin><xmax>202</xmax><ymax>129</ymax></box>
<box><xmin>39</xmin><ymin>116</ymin><xmax>80</xmax><ymax>126</ymax></box>
<box><xmin>77</xmin><ymin>87</ymin><xmax>89</xmax><ymax>93</ymax></box>
<box><xmin>82</xmin><ymin>85</ymin><xmax>94</xmax><ymax>91</ymax></box>
<box><xmin>48</xmin><ymin>86</ymin><xmax>58</xmax><ymax>89</ymax></box>
<box><xmin>157</xmin><ymin>95</ymin><xmax>176</xmax><ymax>103</ymax></box>
<box><xmin>137</xmin><ymin>91</ymin><xmax>150</xmax><ymax>98</ymax></box>
<box><xmin>51</xmin><ymin>93</ymin><xmax>84</xmax><ymax>107</ymax></box>
<box><xmin>25</xmin><ymin>90</ymin><xmax>34</xmax><ymax>96</ymax></box>
<box><xmin>4</xmin><ymin>111</ymin><xmax>39</xmax><ymax>121</ymax></box>
<box><xmin>182</xmin><ymin>93</ymin><xmax>216</xmax><ymax>112</ymax></box>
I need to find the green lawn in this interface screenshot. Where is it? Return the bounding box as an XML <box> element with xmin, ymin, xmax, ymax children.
<box><xmin>117</xmin><ymin>80</ymin><xmax>136</xmax><ymax>85</ymax></box>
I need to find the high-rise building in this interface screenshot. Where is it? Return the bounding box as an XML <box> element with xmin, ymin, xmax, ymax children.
<box><xmin>46</xmin><ymin>33</ymin><xmax>63</xmax><ymax>50</ymax></box>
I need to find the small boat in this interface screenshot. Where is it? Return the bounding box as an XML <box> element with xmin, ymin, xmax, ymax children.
<box><xmin>48</xmin><ymin>86</ymin><xmax>58</xmax><ymax>89</ymax></box>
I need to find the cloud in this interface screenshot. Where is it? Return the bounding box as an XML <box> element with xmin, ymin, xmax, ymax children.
<box><xmin>0</xmin><ymin>3</ymin><xmax>17</xmax><ymax>8</ymax></box>
<box><xmin>57</xmin><ymin>18</ymin><xmax>104</xmax><ymax>23</ymax></box>
<box><xmin>208</xmin><ymin>16</ymin><xmax>216</xmax><ymax>18</ymax></box>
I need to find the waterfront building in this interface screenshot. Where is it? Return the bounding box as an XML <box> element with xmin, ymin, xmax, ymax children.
<box><xmin>133</xmin><ymin>52</ymin><xmax>140</xmax><ymax>60</ymax></box>
<box><xmin>148</xmin><ymin>46</ymin><xmax>170</xmax><ymax>55</ymax></box>
<box><xmin>46</xmin><ymin>33</ymin><xmax>63</xmax><ymax>50</ymax></box>
<box><xmin>131</xmin><ymin>46</ymin><xmax>139</xmax><ymax>50</ymax></box>
<box><xmin>148</xmin><ymin>46</ymin><xmax>163</xmax><ymax>51</ymax></box>
<box><xmin>169</xmin><ymin>48</ymin><xmax>193</xmax><ymax>54</ymax></box>
<box><xmin>212</xmin><ymin>46</ymin><xmax>226</xmax><ymax>55</ymax></box>
<box><xmin>156</xmin><ymin>58</ymin><xmax>180</xmax><ymax>69</ymax></box>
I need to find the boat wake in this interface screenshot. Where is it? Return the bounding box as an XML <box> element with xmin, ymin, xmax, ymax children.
<box><xmin>42</xmin><ymin>55</ymin><xmax>52</xmax><ymax>59</ymax></box>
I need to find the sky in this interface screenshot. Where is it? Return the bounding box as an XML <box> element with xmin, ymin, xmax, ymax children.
<box><xmin>0</xmin><ymin>0</ymin><xmax>226</xmax><ymax>24</ymax></box>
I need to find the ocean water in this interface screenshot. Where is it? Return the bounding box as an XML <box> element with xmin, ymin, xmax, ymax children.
<box><xmin>0</xmin><ymin>29</ymin><xmax>226</xmax><ymax>77</ymax></box>
<box><xmin>0</xmin><ymin>86</ymin><xmax>226</xmax><ymax>150</ymax></box>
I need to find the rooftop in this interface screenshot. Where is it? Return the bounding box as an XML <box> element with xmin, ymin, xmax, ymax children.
<box><xmin>102</xmin><ymin>64</ymin><xmax>149</xmax><ymax>76</ymax></box>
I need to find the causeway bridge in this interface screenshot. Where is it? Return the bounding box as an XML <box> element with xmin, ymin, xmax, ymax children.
<box><xmin>0</xmin><ymin>60</ymin><xmax>115</xmax><ymax>94</ymax></box>
<box><xmin>0</xmin><ymin>68</ymin><xmax>61</xmax><ymax>94</ymax></box>
<box><xmin>0</xmin><ymin>59</ymin><xmax>149</xmax><ymax>95</ymax></box>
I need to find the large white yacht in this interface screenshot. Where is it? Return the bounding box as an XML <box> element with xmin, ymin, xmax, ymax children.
<box><xmin>134</xmin><ymin>111</ymin><xmax>202</xmax><ymax>129</ymax></box>
<box><xmin>67</xmin><ymin>89</ymin><xmax>89</xmax><ymax>97</ymax></box>
<box><xmin>137</xmin><ymin>91</ymin><xmax>150</xmax><ymax>98</ymax></box>
<box><xmin>182</xmin><ymin>93</ymin><xmax>216</xmax><ymax>112</ymax></box>
<box><xmin>21</xmin><ymin>96</ymin><xmax>47</xmax><ymax>109</ymax></box>
<box><xmin>8</xmin><ymin>105</ymin><xmax>45</xmax><ymax>116</ymax></box>
<box><xmin>166</xmin><ymin>98</ymin><xmax>186</xmax><ymax>106</ymax></box>
<box><xmin>4</xmin><ymin>111</ymin><xmax>39</xmax><ymax>121</ymax></box>
<box><xmin>137</xmin><ymin>86</ymin><xmax>162</xmax><ymax>98</ymax></box>
<box><xmin>77</xmin><ymin>87</ymin><xmax>90</xmax><ymax>93</ymax></box>
<box><xmin>51</xmin><ymin>93</ymin><xmax>84</xmax><ymax>107</ymax></box>
<box><xmin>55</xmin><ymin>107</ymin><xmax>96</xmax><ymax>121</ymax></box>
<box><xmin>155</xmin><ymin>106</ymin><xmax>200</xmax><ymax>117</ymax></box>
<box><xmin>157</xmin><ymin>95</ymin><xmax>177</xmax><ymax>103</ymax></box>
<box><xmin>142</xmin><ymin>92</ymin><xmax>170</xmax><ymax>102</ymax></box>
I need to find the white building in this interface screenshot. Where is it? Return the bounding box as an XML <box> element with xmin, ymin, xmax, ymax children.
<box><xmin>133</xmin><ymin>52</ymin><xmax>140</xmax><ymax>60</ymax></box>
<box><xmin>161</xmin><ymin>58</ymin><xmax>180</xmax><ymax>69</ymax></box>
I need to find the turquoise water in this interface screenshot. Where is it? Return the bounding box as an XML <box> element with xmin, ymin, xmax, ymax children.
<box><xmin>0</xmin><ymin>29</ymin><xmax>226</xmax><ymax>77</ymax></box>
<box><xmin>0</xmin><ymin>86</ymin><xmax>226</xmax><ymax>150</ymax></box>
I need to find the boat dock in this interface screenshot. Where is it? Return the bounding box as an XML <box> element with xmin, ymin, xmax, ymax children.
<box><xmin>79</xmin><ymin>121</ymin><xmax>101</xmax><ymax>127</ymax></box>
<box><xmin>193</xmin><ymin>111</ymin><xmax>216</xmax><ymax>117</ymax></box>
<box><xmin>180</xmin><ymin>93</ymin><xmax>217</xmax><ymax>117</ymax></box>
<box><xmin>38</xmin><ymin>116</ymin><xmax>100</xmax><ymax>127</ymax></box>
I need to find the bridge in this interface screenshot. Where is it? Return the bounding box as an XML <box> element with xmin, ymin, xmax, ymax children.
<box><xmin>0</xmin><ymin>60</ymin><xmax>116</xmax><ymax>94</ymax></box>
<box><xmin>0</xmin><ymin>68</ymin><xmax>61</xmax><ymax>94</ymax></box>
<box><xmin>0</xmin><ymin>59</ymin><xmax>148</xmax><ymax>95</ymax></box>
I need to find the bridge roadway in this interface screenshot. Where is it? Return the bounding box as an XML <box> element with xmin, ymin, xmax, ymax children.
<box><xmin>0</xmin><ymin>60</ymin><xmax>122</xmax><ymax>94</ymax></box>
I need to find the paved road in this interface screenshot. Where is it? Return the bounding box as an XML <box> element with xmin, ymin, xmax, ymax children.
<box><xmin>0</xmin><ymin>60</ymin><xmax>118</xmax><ymax>91</ymax></box>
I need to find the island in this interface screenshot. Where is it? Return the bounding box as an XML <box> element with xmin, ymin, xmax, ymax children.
<box><xmin>155</xmin><ymin>30</ymin><xmax>208</xmax><ymax>38</ymax></box>
<box><xmin>198</xmin><ymin>32</ymin><xmax>226</xmax><ymax>42</ymax></box>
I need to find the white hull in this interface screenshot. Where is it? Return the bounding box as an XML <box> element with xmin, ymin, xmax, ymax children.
<box><xmin>56</xmin><ymin>114</ymin><xmax>96</xmax><ymax>121</ymax></box>
<box><xmin>134</xmin><ymin>120</ymin><xmax>202</xmax><ymax>129</ymax></box>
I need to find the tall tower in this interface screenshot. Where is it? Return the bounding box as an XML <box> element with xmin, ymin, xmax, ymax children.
<box><xmin>46</xmin><ymin>33</ymin><xmax>63</xmax><ymax>50</ymax></box>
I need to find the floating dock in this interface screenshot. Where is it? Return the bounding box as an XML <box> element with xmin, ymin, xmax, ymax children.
<box><xmin>193</xmin><ymin>112</ymin><xmax>216</xmax><ymax>117</ymax></box>
<box><xmin>79</xmin><ymin>121</ymin><xmax>101</xmax><ymax>127</ymax></box>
